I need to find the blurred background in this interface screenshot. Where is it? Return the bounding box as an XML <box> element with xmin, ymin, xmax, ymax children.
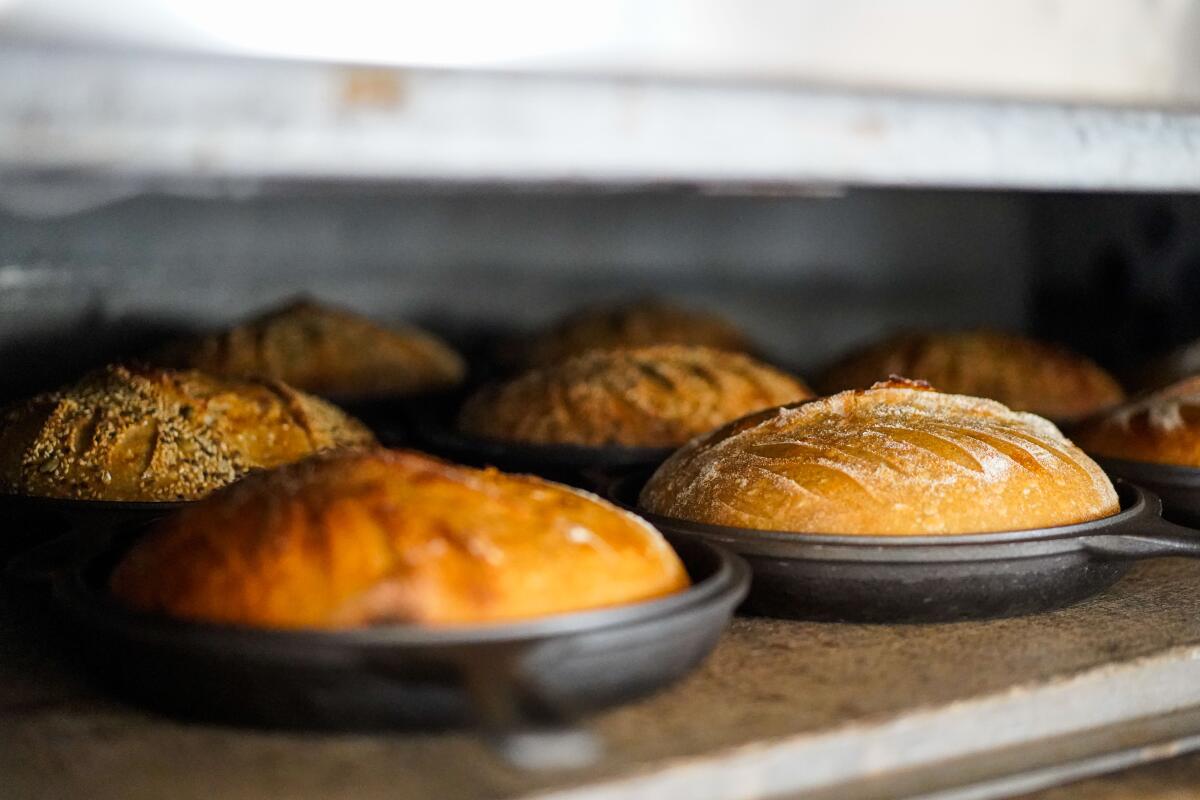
<box><xmin>2</xmin><ymin>0</ymin><xmax>1199</xmax><ymax>398</ymax></box>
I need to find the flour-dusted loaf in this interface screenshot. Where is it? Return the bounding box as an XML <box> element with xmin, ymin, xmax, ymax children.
<box><xmin>1134</xmin><ymin>339</ymin><xmax>1200</xmax><ymax>393</ymax></box>
<box><xmin>640</xmin><ymin>380</ymin><xmax>1118</xmax><ymax>535</ymax></box>
<box><xmin>516</xmin><ymin>300</ymin><xmax>754</xmax><ymax>367</ymax></box>
<box><xmin>458</xmin><ymin>345</ymin><xmax>812</xmax><ymax>448</ymax></box>
<box><xmin>818</xmin><ymin>330</ymin><xmax>1124</xmax><ymax>422</ymax></box>
<box><xmin>154</xmin><ymin>299</ymin><xmax>465</xmax><ymax>400</ymax></box>
<box><xmin>0</xmin><ymin>365</ymin><xmax>374</xmax><ymax>502</ymax></box>
<box><xmin>109</xmin><ymin>449</ymin><xmax>690</xmax><ymax>628</ymax></box>
<box><xmin>1074</xmin><ymin>376</ymin><xmax>1200</xmax><ymax>467</ymax></box>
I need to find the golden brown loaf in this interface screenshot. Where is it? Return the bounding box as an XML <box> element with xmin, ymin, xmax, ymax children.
<box><xmin>458</xmin><ymin>345</ymin><xmax>812</xmax><ymax>448</ymax></box>
<box><xmin>639</xmin><ymin>380</ymin><xmax>1118</xmax><ymax>535</ymax></box>
<box><xmin>154</xmin><ymin>300</ymin><xmax>465</xmax><ymax>400</ymax></box>
<box><xmin>0</xmin><ymin>365</ymin><xmax>375</xmax><ymax>502</ymax></box>
<box><xmin>818</xmin><ymin>330</ymin><xmax>1124</xmax><ymax>422</ymax></box>
<box><xmin>518</xmin><ymin>300</ymin><xmax>754</xmax><ymax>367</ymax></box>
<box><xmin>1134</xmin><ymin>339</ymin><xmax>1200</xmax><ymax>393</ymax></box>
<box><xmin>1074</xmin><ymin>376</ymin><xmax>1200</xmax><ymax>466</ymax></box>
<box><xmin>109</xmin><ymin>449</ymin><xmax>690</xmax><ymax>628</ymax></box>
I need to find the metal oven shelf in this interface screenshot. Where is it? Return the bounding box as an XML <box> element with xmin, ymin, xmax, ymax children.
<box><xmin>3</xmin><ymin>1</ymin><xmax>1200</xmax><ymax>196</ymax></box>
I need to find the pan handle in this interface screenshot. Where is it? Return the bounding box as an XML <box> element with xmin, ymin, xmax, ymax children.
<box><xmin>1082</xmin><ymin>515</ymin><xmax>1200</xmax><ymax>559</ymax></box>
<box><xmin>457</xmin><ymin>653</ymin><xmax>603</xmax><ymax>770</ymax></box>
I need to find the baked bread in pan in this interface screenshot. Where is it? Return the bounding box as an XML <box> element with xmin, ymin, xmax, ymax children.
<box><xmin>516</xmin><ymin>300</ymin><xmax>754</xmax><ymax>367</ymax></box>
<box><xmin>817</xmin><ymin>330</ymin><xmax>1124</xmax><ymax>422</ymax></box>
<box><xmin>457</xmin><ymin>345</ymin><xmax>812</xmax><ymax>448</ymax></box>
<box><xmin>0</xmin><ymin>365</ymin><xmax>374</xmax><ymax>502</ymax></box>
<box><xmin>639</xmin><ymin>379</ymin><xmax>1118</xmax><ymax>535</ymax></box>
<box><xmin>154</xmin><ymin>299</ymin><xmax>465</xmax><ymax>400</ymax></box>
<box><xmin>1134</xmin><ymin>339</ymin><xmax>1200</xmax><ymax>392</ymax></box>
<box><xmin>109</xmin><ymin>449</ymin><xmax>690</xmax><ymax>628</ymax></box>
<box><xmin>1074</xmin><ymin>376</ymin><xmax>1200</xmax><ymax>467</ymax></box>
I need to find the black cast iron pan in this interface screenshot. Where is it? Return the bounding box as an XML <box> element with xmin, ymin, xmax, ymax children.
<box><xmin>407</xmin><ymin>404</ymin><xmax>674</xmax><ymax>489</ymax></box>
<box><xmin>0</xmin><ymin>494</ymin><xmax>188</xmax><ymax>563</ymax></box>
<box><xmin>331</xmin><ymin>388</ymin><xmax>465</xmax><ymax>448</ymax></box>
<box><xmin>3</xmin><ymin>504</ymin><xmax>181</xmax><ymax>629</ymax></box>
<box><xmin>51</xmin><ymin>529</ymin><xmax>748</xmax><ymax>762</ymax></box>
<box><xmin>608</xmin><ymin>472</ymin><xmax>1200</xmax><ymax>623</ymax></box>
<box><xmin>1094</xmin><ymin>457</ymin><xmax>1200</xmax><ymax>528</ymax></box>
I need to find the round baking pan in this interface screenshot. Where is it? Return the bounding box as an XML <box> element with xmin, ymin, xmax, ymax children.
<box><xmin>407</xmin><ymin>406</ymin><xmax>675</xmax><ymax>489</ymax></box>
<box><xmin>52</xmin><ymin>531</ymin><xmax>748</xmax><ymax>736</ymax></box>
<box><xmin>0</xmin><ymin>494</ymin><xmax>188</xmax><ymax>562</ymax></box>
<box><xmin>607</xmin><ymin>473</ymin><xmax>1200</xmax><ymax>623</ymax></box>
<box><xmin>1093</xmin><ymin>457</ymin><xmax>1200</xmax><ymax>528</ymax></box>
<box><xmin>331</xmin><ymin>388</ymin><xmax>465</xmax><ymax>448</ymax></box>
<box><xmin>1</xmin><ymin>498</ymin><xmax>184</xmax><ymax>624</ymax></box>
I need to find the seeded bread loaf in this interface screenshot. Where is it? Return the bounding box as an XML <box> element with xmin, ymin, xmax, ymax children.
<box><xmin>640</xmin><ymin>380</ymin><xmax>1117</xmax><ymax>535</ymax></box>
<box><xmin>0</xmin><ymin>364</ymin><xmax>374</xmax><ymax>502</ymax></box>
<box><xmin>458</xmin><ymin>345</ymin><xmax>811</xmax><ymax>448</ymax></box>
<box><xmin>109</xmin><ymin>449</ymin><xmax>689</xmax><ymax>627</ymax></box>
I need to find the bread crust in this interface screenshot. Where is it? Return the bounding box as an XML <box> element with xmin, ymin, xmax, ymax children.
<box><xmin>154</xmin><ymin>300</ymin><xmax>465</xmax><ymax>400</ymax></box>
<box><xmin>518</xmin><ymin>301</ymin><xmax>753</xmax><ymax>367</ymax></box>
<box><xmin>0</xmin><ymin>365</ymin><xmax>375</xmax><ymax>502</ymax></box>
<box><xmin>818</xmin><ymin>330</ymin><xmax>1124</xmax><ymax>422</ymax></box>
<box><xmin>109</xmin><ymin>449</ymin><xmax>690</xmax><ymax>628</ymax></box>
<box><xmin>640</xmin><ymin>380</ymin><xmax>1118</xmax><ymax>535</ymax></box>
<box><xmin>458</xmin><ymin>345</ymin><xmax>812</xmax><ymax>448</ymax></box>
<box><xmin>1074</xmin><ymin>376</ymin><xmax>1200</xmax><ymax>466</ymax></box>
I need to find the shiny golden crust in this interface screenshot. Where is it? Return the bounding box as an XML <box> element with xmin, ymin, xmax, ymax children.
<box><xmin>519</xmin><ymin>301</ymin><xmax>754</xmax><ymax>367</ymax></box>
<box><xmin>640</xmin><ymin>380</ymin><xmax>1118</xmax><ymax>535</ymax></box>
<box><xmin>458</xmin><ymin>345</ymin><xmax>812</xmax><ymax>448</ymax></box>
<box><xmin>818</xmin><ymin>330</ymin><xmax>1124</xmax><ymax>422</ymax></box>
<box><xmin>110</xmin><ymin>449</ymin><xmax>689</xmax><ymax>628</ymax></box>
<box><xmin>155</xmin><ymin>300</ymin><xmax>465</xmax><ymax>400</ymax></box>
<box><xmin>1074</xmin><ymin>376</ymin><xmax>1200</xmax><ymax>467</ymax></box>
<box><xmin>0</xmin><ymin>365</ymin><xmax>375</xmax><ymax>502</ymax></box>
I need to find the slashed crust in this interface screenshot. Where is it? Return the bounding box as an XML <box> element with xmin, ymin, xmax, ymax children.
<box><xmin>459</xmin><ymin>345</ymin><xmax>812</xmax><ymax>448</ymax></box>
<box><xmin>640</xmin><ymin>380</ymin><xmax>1118</xmax><ymax>535</ymax></box>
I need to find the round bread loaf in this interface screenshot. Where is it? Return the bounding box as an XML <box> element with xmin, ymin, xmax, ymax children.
<box><xmin>109</xmin><ymin>449</ymin><xmax>690</xmax><ymax>628</ymax></box>
<box><xmin>818</xmin><ymin>330</ymin><xmax>1124</xmax><ymax>422</ymax></box>
<box><xmin>458</xmin><ymin>345</ymin><xmax>812</xmax><ymax>448</ymax></box>
<box><xmin>154</xmin><ymin>299</ymin><xmax>465</xmax><ymax>400</ymax></box>
<box><xmin>1074</xmin><ymin>376</ymin><xmax>1200</xmax><ymax>466</ymax></box>
<box><xmin>517</xmin><ymin>300</ymin><xmax>753</xmax><ymax>367</ymax></box>
<box><xmin>0</xmin><ymin>365</ymin><xmax>375</xmax><ymax>502</ymax></box>
<box><xmin>1134</xmin><ymin>339</ymin><xmax>1200</xmax><ymax>393</ymax></box>
<box><xmin>639</xmin><ymin>380</ymin><xmax>1118</xmax><ymax>535</ymax></box>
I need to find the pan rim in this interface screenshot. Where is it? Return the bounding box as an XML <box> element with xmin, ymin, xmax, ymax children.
<box><xmin>609</xmin><ymin>473</ymin><xmax>1155</xmax><ymax>548</ymax></box>
<box><xmin>1093</xmin><ymin>455</ymin><xmax>1200</xmax><ymax>486</ymax></box>
<box><xmin>411</xmin><ymin>407</ymin><xmax>678</xmax><ymax>468</ymax></box>
<box><xmin>55</xmin><ymin>536</ymin><xmax>750</xmax><ymax>649</ymax></box>
<box><xmin>0</xmin><ymin>493</ymin><xmax>192</xmax><ymax>513</ymax></box>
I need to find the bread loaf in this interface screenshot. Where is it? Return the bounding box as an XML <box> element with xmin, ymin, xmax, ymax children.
<box><xmin>0</xmin><ymin>365</ymin><xmax>374</xmax><ymax>502</ymax></box>
<box><xmin>1133</xmin><ymin>340</ymin><xmax>1200</xmax><ymax>393</ymax></box>
<box><xmin>640</xmin><ymin>380</ymin><xmax>1117</xmax><ymax>535</ymax></box>
<box><xmin>516</xmin><ymin>300</ymin><xmax>753</xmax><ymax>367</ymax></box>
<box><xmin>1074</xmin><ymin>376</ymin><xmax>1200</xmax><ymax>466</ymax></box>
<box><xmin>818</xmin><ymin>330</ymin><xmax>1124</xmax><ymax>422</ymax></box>
<box><xmin>458</xmin><ymin>345</ymin><xmax>812</xmax><ymax>448</ymax></box>
<box><xmin>154</xmin><ymin>299</ymin><xmax>465</xmax><ymax>400</ymax></box>
<box><xmin>109</xmin><ymin>449</ymin><xmax>689</xmax><ymax>628</ymax></box>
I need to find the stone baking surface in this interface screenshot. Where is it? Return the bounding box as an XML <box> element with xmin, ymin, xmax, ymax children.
<box><xmin>9</xmin><ymin>559</ymin><xmax>1200</xmax><ymax>800</ymax></box>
